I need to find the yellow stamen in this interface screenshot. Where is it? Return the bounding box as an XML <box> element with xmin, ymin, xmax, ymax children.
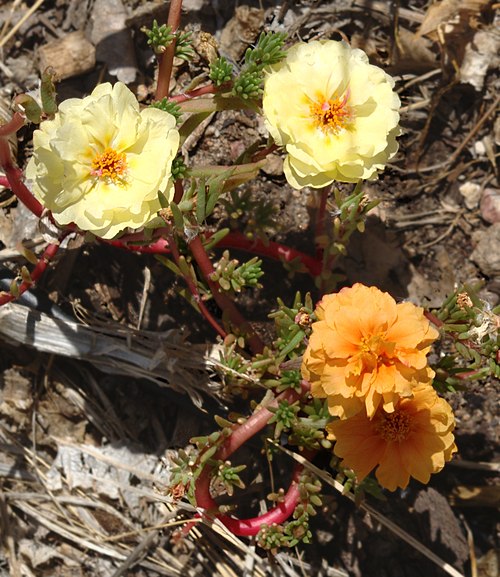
<box><xmin>375</xmin><ymin>410</ymin><xmax>411</xmax><ymax>442</ymax></box>
<box><xmin>91</xmin><ymin>147</ymin><xmax>128</xmax><ymax>184</ymax></box>
<box><xmin>310</xmin><ymin>93</ymin><xmax>352</xmax><ymax>133</ymax></box>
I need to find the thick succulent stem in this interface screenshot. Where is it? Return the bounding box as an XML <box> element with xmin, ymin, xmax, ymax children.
<box><xmin>156</xmin><ymin>0</ymin><xmax>183</xmax><ymax>100</ymax></box>
<box><xmin>188</xmin><ymin>234</ymin><xmax>265</xmax><ymax>355</ymax></box>
<box><xmin>193</xmin><ymin>382</ymin><xmax>310</xmax><ymax>536</ymax></box>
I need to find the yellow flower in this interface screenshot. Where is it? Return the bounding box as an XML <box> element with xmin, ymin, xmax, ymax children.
<box><xmin>262</xmin><ymin>40</ymin><xmax>400</xmax><ymax>189</ymax></box>
<box><xmin>327</xmin><ymin>384</ymin><xmax>457</xmax><ymax>491</ymax></box>
<box><xmin>26</xmin><ymin>82</ymin><xmax>180</xmax><ymax>239</ymax></box>
<box><xmin>301</xmin><ymin>284</ymin><xmax>439</xmax><ymax>419</ymax></box>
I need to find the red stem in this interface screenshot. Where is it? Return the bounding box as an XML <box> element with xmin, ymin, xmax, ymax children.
<box><xmin>251</xmin><ymin>143</ymin><xmax>279</xmax><ymax>163</ymax></box>
<box><xmin>197</xmin><ymin>464</ymin><xmax>303</xmax><ymax>536</ymax></box>
<box><xmin>165</xmin><ymin>228</ymin><xmax>227</xmax><ymax>339</ymax></box>
<box><xmin>0</xmin><ymin>112</ymin><xmax>25</xmax><ymax>137</ymax></box>
<box><xmin>220</xmin><ymin>232</ymin><xmax>322</xmax><ymax>277</ymax></box>
<box><xmin>107</xmin><ymin>231</ymin><xmax>322</xmax><ymax>276</ymax></box>
<box><xmin>219</xmin><ymin>386</ymin><xmax>304</xmax><ymax>459</ymax></box>
<box><xmin>0</xmin><ymin>240</ymin><xmax>64</xmax><ymax>306</ymax></box>
<box><xmin>172</xmin><ymin>179</ymin><xmax>184</xmax><ymax>204</ymax></box>
<box><xmin>194</xmin><ymin>384</ymin><xmax>308</xmax><ymax>536</ymax></box>
<box><xmin>424</xmin><ymin>310</ymin><xmax>443</xmax><ymax>328</ymax></box>
<box><xmin>189</xmin><ymin>234</ymin><xmax>265</xmax><ymax>355</ymax></box>
<box><xmin>169</xmin><ymin>84</ymin><xmax>218</xmax><ymax>103</ymax></box>
<box><xmin>0</xmin><ymin>138</ymin><xmax>44</xmax><ymax>217</ymax></box>
<box><xmin>155</xmin><ymin>0</ymin><xmax>183</xmax><ymax>100</ymax></box>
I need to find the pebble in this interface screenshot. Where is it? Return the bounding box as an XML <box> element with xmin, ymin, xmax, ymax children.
<box><xmin>470</xmin><ymin>223</ymin><xmax>500</xmax><ymax>277</ymax></box>
<box><xmin>37</xmin><ymin>31</ymin><xmax>95</xmax><ymax>80</ymax></box>
<box><xmin>459</xmin><ymin>181</ymin><xmax>482</xmax><ymax>209</ymax></box>
<box><xmin>480</xmin><ymin>187</ymin><xmax>500</xmax><ymax>224</ymax></box>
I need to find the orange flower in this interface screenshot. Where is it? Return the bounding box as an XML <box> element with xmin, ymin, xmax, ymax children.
<box><xmin>327</xmin><ymin>384</ymin><xmax>457</xmax><ymax>491</ymax></box>
<box><xmin>301</xmin><ymin>284</ymin><xmax>439</xmax><ymax>419</ymax></box>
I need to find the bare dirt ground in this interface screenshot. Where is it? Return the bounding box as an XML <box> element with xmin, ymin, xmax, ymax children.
<box><xmin>0</xmin><ymin>1</ymin><xmax>499</xmax><ymax>576</ymax></box>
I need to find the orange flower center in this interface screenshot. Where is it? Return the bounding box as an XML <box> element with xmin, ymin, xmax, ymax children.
<box><xmin>91</xmin><ymin>147</ymin><xmax>128</xmax><ymax>184</ymax></box>
<box><xmin>375</xmin><ymin>410</ymin><xmax>411</xmax><ymax>442</ymax></box>
<box><xmin>359</xmin><ymin>334</ymin><xmax>394</xmax><ymax>369</ymax></box>
<box><xmin>361</xmin><ymin>334</ymin><xmax>383</xmax><ymax>355</ymax></box>
<box><xmin>310</xmin><ymin>93</ymin><xmax>353</xmax><ymax>134</ymax></box>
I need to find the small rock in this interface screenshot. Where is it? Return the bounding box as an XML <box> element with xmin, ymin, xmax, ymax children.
<box><xmin>495</xmin><ymin>115</ymin><xmax>500</xmax><ymax>146</ymax></box>
<box><xmin>37</xmin><ymin>31</ymin><xmax>95</xmax><ymax>80</ymax></box>
<box><xmin>183</xmin><ymin>0</ymin><xmax>206</xmax><ymax>10</ymax></box>
<box><xmin>473</xmin><ymin>139</ymin><xmax>486</xmax><ymax>156</ymax></box>
<box><xmin>471</xmin><ymin>223</ymin><xmax>500</xmax><ymax>277</ymax></box>
<box><xmin>262</xmin><ymin>154</ymin><xmax>284</xmax><ymax>176</ymax></box>
<box><xmin>0</xmin><ymin>368</ymin><xmax>32</xmax><ymax>412</ymax></box>
<box><xmin>459</xmin><ymin>181</ymin><xmax>482</xmax><ymax>210</ymax></box>
<box><xmin>219</xmin><ymin>6</ymin><xmax>265</xmax><ymax>61</ymax></box>
<box><xmin>460</xmin><ymin>25</ymin><xmax>500</xmax><ymax>91</ymax></box>
<box><xmin>413</xmin><ymin>487</ymin><xmax>468</xmax><ymax>568</ymax></box>
<box><xmin>90</xmin><ymin>0</ymin><xmax>137</xmax><ymax>84</ymax></box>
<box><xmin>480</xmin><ymin>188</ymin><xmax>500</xmax><ymax>224</ymax></box>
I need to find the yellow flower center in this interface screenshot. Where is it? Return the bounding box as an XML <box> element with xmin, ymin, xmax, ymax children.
<box><xmin>310</xmin><ymin>93</ymin><xmax>353</xmax><ymax>134</ymax></box>
<box><xmin>375</xmin><ymin>410</ymin><xmax>411</xmax><ymax>442</ymax></box>
<box><xmin>91</xmin><ymin>147</ymin><xmax>128</xmax><ymax>184</ymax></box>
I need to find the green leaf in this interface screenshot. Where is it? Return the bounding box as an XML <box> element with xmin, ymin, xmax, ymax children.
<box><xmin>209</xmin><ymin>56</ymin><xmax>234</xmax><ymax>86</ymax></box>
<box><xmin>169</xmin><ymin>200</ymin><xmax>184</xmax><ymax>231</ymax></box>
<box><xmin>150</xmin><ymin>98</ymin><xmax>182</xmax><ymax>122</ymax></box>
<box><xmin>196</xmin><ymin>181</ymin><xmax>207</xmax><ymax>224</ymax></box>
<box><xmin>279</xmin><ymin>328</ymin><xmax>305</xmax><ymax>359</ymax></box>
<box><xmin>142</xmin><ymin>20</ymin><xmax>175</xmax><ymax>54</ymax></box>
<box><xmin>40</xmin><ymin>68</ymin><xmax>58</xmax><ymax>116</ymax></box>
<box><xmin>202</xmin><ymin>228</ymin><xmax>230</xmax><ymax>251</ymax></box>
<box><xmin>14</xmin><ymin>94</ymin><xmax>41</xmax><ymax>123</ymax></box>
<box><xmin>174</xmin><ymin>30</ymin><xmax>195</xmax><ymax>61</ymax></box>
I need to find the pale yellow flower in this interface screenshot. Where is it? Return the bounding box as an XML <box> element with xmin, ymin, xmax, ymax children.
<box><xmin>26</xmin><ymin>82</ymin><xmax>179</xmax><ymax>239</ymax></box>
<box><xmin>262</xmin><ymin>40</ymin><xmax>400</xmax><ymax>189</ymax></box>
<box><xmin>327</xmin><ymin>384</ymin><xmax>457</xmax><ymax>491</ymax></box>
<box><xmin>301</xmin><ymin>284</ymin><xmax>439</xmax><ymax>419</ymax></box>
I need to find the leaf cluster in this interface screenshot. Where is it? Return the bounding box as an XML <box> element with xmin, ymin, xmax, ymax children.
<box><xmin>331</xmin><ymin>456</ymin><xmax>386</xmax><ymax>503</ymax></box>
<box><xmin>209</xmin><ymin>32</ymin><xmax>287</xmax><ymax>100</ymax></box>
<box><xmin>210</xmin><ymin>250</ymin><xmax>263</xmax><ymax>294</ymax></box>
<box><xmin>212</xmin><ymin>461</ymin><xmax>246</xmax><ymax>496</ymax></box>
<box><xmin>143</xmin><ymin>20</ymin><xmax>194</xmax><ymax>59</ymax></box>
<box><xmin>222</xmin><ymin>187</ymin><xmax>277</xmax><ymax>240</ymax></box>
<box><xmin>318</xmin><ymin>183</ymin><xmax>380</xmax><ymax>291</ymax></box>
<box><xmin>268</xmin><ymin>400</ymin><xmax>301</xmax><ymax>438</ymax></box>
<box><xmin>215</xmin><ymin>293</ymin><xmax>314</xmax><ymax>394</ymax></box>
<box><xmin>433</xmin><ymin>285</ymin><xmax>500</xmax><ymax>387</ymax></box>
<box><xmin>169</xmin><ymin>429</ymin><xmax>231</xmax><ymax>505</ymax></box>
<box><xmin>149</xmin><ymin>98</ymin><xmax>182</xmax><ymax>122</ymax></box>
<box><xmin>267</xmin><ymin>396</ymin><xmax>331</xmax><ymax>451</ymax></box>
<box><xmin>269</xmin><ymin>291</ymin><xmax>314</xmax><ymax>361</ymax></box>
<box><xmin>257</xmin><ymin>471</ymin><xmax>322</xmax><ymax>551</ymax></box>
<box><xmin>288</xmin><ymin>398</ymin><xmax>332</xmax><ymax>451</ymax></box>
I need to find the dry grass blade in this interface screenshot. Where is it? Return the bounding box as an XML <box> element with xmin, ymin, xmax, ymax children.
<box><xmin>0</xmin><ymin>301</ymin><xmax>222</xmax><ymax>406</ymax></box>
<box><xmin>0</xmin><ymin>0</ymin><xmax>23</xmax><ymax>42</ymax></box>
<box><xmin>0</xmin><ymin>0</ymin><xmax>45</xmax><ymax>49</ymax></box>
<box><xmin>11</xmin><ymin>501</ymin><xmax>130</xmax><ymax>561</ymax></box>
<box><xmin>196</xmin><ymin>515</ymin><xmax>268</xmax><ymax>577</ymax></box>
<box><xmin>109</xmin><ymin>528</ymin><xmax>169</xmax><ymax>577</ymax></box>
<box><xmin>0</xmin><ymin>493</ymin><xmax>22</xmax><ymax>577</ymax></box>
<box><xmin>352</xmin><ymin>0</ymin><xmax>425</xmax><ymax>23</ymax></box>
<box><xmin>449</xmin><ymin>460</ymin><xmax>500</xmax><ymax>472</ymax></box>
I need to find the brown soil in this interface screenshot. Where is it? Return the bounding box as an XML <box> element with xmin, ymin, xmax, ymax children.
<box><xmin>0</xmin><ymin>2</ymin><xmax>498</xmax><ymax>577</ymax></box>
